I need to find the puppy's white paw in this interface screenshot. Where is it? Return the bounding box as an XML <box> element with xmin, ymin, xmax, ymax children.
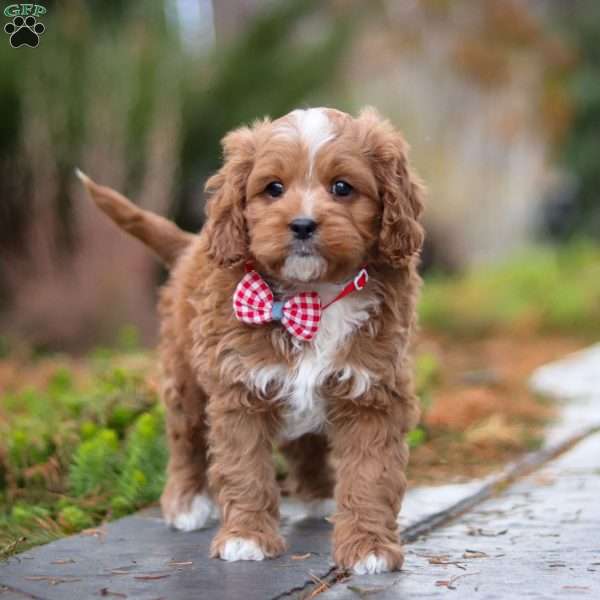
<box><xmin>303</xmin><ymin>498</ymin><xmax>335</xmax><ymax>519</ymax></box>
<box><xmin>220</xmin><ymin>537</ymin><xmax>265</xmax><ymax>562</ymax></box>
<box><xmin>167</xmin><ymin>494</ymin><xmax>214</xmax><ymax>532</ymax></box>
<box><xmin>353</xmin><ymin>553</ymin><xmax>390</xmax><ymax>575</ymax></box>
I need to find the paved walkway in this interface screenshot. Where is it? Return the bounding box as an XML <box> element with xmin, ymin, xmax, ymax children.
<box><xmin>322</xmin><ymin>430</ymin><xmax>600</xmax><ymax>599</ymax></box>
<box><xmin>1</xmin><ymin>345</ymin><xmax>599</xmax><ymax>599</ymax></box>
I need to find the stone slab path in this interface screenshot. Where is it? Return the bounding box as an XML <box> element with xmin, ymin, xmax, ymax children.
<box><xmin>321</xmin><ymin>428</ymin><xmax>600</xmax><ymax>599</ymax></box>
<box><xmin>1</xmin><ymin>344</ymin><xmax>599</xmax><ymax>599</ymax></box>
<box><xmin>0</xmin><ymin>485</ymin><xmax>489</xmax><ymax>600</ymax></box>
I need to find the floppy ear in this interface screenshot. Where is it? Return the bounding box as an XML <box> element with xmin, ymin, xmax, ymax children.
<box><xmin>203</xmin><ymin>126</ymin><xmax>256</xmax><ymax>268</ymax></box>
<box><xmin>359</xmin><ymin>108</ymin><xmax>425</xmax><ymax>268</ymax></box>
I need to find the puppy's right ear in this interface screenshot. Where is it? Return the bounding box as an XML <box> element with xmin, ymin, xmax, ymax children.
<box><xmin>204</xmin><ymin>126</ymin><xmax>256</xmax><ymax>268</ymax></box>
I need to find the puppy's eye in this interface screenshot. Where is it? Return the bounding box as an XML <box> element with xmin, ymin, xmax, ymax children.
<box><xmin>264</xmin><ymin>181</ymin><xmax>284</xmax><ymax>198</ymax></box>
<box><xmin>331</xmin><ymin>180</ymin><xmax>354</xmax><ymax>197</ymax></box>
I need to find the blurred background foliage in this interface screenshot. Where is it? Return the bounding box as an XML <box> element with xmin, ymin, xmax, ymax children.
<box><xmin>1</xmin><ymin>0</ymin><xmax>600</xmax><ymax>558</ymax></box>
<box><xmin>557</xmin><ymin>1</ymin><xmax>600</xmax><ymax>236</ymax></box>
<box><xmin>0</xmin><ymin>0</ymin><xmax>598</xmax><ymax>350</ymax></box>
<box><xmin>0</xmin><ymin>0</ymin><xmax>353</xmax><ymax>349</ymax></box>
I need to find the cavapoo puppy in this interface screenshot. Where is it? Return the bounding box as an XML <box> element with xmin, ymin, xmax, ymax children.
<box><xmin>77</xmin><ymin>106</ymin><xmax>424</xmax><ymax>574</ymax></box>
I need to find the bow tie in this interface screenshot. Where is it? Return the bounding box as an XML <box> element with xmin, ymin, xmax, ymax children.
<box><xmin>233</xmin><ymin>266</ymin><xmax>369</xmax><ymax>341</ymax></box>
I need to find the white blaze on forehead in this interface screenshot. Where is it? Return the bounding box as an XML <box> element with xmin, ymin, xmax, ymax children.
<box><xmin>291</xmin><ymin>108</ymin><xmax>335</xmax><ymax>167</ymax></box>
<box><xmin>275</xmin><ymin>108</ymin><xmax>335</xmax><ymax>177</ymax></box>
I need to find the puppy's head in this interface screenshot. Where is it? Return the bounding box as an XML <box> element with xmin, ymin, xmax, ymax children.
<box><xmin>204</xmin><ymin>107</ymin><xmax>424</xmax><ymax>283</ymax></box>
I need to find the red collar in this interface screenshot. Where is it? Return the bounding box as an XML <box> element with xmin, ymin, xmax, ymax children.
<box><xmin>243</xmin><ymin>262</ymin><xmax>369</xmax><ymax>312</ymax></box>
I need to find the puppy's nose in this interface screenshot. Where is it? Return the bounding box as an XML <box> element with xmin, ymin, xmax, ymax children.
<box><xmin>289</xmin><ymin>218</ymin><xmax>317</xmax><ymax>240</ymax></box>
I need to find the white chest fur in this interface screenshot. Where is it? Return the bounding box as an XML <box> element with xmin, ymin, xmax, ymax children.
<box><xmin>247</xmin><ymin>285</ymin><xmax>380</xmax><ymax>440</ymax></box>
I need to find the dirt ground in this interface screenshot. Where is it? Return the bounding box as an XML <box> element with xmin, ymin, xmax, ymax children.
<box><xmin>408</xmin><ymin>333</ymin><xmax>584</xmax><ymax>485</ymax></box>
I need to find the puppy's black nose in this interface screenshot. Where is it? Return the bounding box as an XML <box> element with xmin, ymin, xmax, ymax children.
<box><xmin>289</xmin><ymin>218</ymin><xmax>317</xmax><ymax>240</ymax></box>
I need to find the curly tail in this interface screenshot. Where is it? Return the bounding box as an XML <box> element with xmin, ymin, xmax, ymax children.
<box><xmin>75</xmin><ymin>169</ymin><xmax>194</xmax><ymax>268</ymax></box>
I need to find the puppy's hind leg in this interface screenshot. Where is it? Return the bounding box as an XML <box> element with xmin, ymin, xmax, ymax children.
<box><xmin>161</xmin><ymin>362</ymin><xmax>214</xmax><ymax>532</ymax></box>
<box><xmin>280</xmin><ymin>433</ymin><xmax>335</xmax><ymax>518</ymax></box>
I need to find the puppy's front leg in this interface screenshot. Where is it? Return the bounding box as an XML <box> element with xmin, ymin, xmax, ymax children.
<box><xmin>207</xmin><ymin>386</ymin><xmax>285</xmax><ymax>561</ymax></box>
<box><xmin>330</xmin><ymin>389</ymin><xmax>413</xmax><ymax>574</ymax></box>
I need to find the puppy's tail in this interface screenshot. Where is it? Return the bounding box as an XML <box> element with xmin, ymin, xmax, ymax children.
<box><xmin>75</xmin><ymin>169</ymin><xmax>194</xmax><ymax>268</ymax></box>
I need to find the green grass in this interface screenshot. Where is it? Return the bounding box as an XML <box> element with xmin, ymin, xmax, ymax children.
<box><xmin>0</xmin><ymin>351</ymin><xmax>166</xmax><ymax>559</ymax></box>
<box><xmin>420</xmin><ymin>240</ymin><xmax>600</xmax><ymax>338</ymax></box>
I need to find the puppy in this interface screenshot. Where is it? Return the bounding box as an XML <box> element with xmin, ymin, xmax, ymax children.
<box><xmin>78</xmin><ymin>107</ymin><xmax>424</xmax><ymax>574</ymax></box>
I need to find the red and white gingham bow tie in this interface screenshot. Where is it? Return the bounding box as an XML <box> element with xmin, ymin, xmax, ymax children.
<box><xmin>233</xmin><ymin>266</ymin><xmax>369</xmax><ymax>342</ymax></box>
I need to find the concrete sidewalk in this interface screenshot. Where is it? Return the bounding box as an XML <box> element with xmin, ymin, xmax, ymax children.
<box><xmin>1</xmin><ymin>345</ymin><xmax>599</xmax><ymax>599</ymax></box>
<box><xmin>321</xmin><ymin>429</ymin><xmax>600</xmax><ymax>599</ymax></box>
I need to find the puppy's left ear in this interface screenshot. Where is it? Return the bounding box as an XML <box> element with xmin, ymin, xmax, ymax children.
<box><xmin>203</xmin><ymin>125</ymin><xmax>257</xmax><ymax>268</ymax></box>
<box><xmin>359</xmin><ymin>108</ymin><xmax>425</xmax><ymax>267</ymax></box>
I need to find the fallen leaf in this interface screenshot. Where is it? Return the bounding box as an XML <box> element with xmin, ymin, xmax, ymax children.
<box><xmin>133</xmin><ymin>574</ymin><xmax>171</xmax><ymax>581</ymax></box>
<box><xmin>81</xmin><ymin>527</ymin><xmax>106</xmax><ymax>540</ymax></box>
<box><xmin>307</xmin><ymin>569</ymin><xmax>349</xmax><ymax>599</ymax></box>
<box><xmin>24</xmin><ymin>576</ymin><xmax>81</xmax><ymax>586</ymax></box>
<box><xmin>111</xmin><ymin>570</ymin><xmax>133</xmax><ymax>575</ymax></box>
<box><xmin>562</xmin><ymin>586</ymin><xmax>590</xmax><ymax>591</ymax></box>
<box><xmin>307</xmin><ymin>573</ymin><xmax>330</xmax><ymax>598</ymax></box>
<box><xmin>167</xmin><ymin>560</ymin><xmax>193</xmax><ymax>567</ymax></box>
<box><xmin>463</xmin><ymin>550</ymin><xmax>488</xmax><ymax>559</ymax></box>
<box><xmin>435</xmin><ymin>571</ymin><xmax>480</xmax><ymax>590</ymax></box>
<box><xmin>51</xmin><ymin>559</ymin><xmax>76</xmax><ymax>565</ymax></box>
<box><xmin>427</xmin><ymin>555</ymin><xmax>466</xmax><ymax>569</ymax></box>
<box><xmin>422</xmin><ymin>553</ymin><xmax>449</xmax><ymax>562</ymax></box>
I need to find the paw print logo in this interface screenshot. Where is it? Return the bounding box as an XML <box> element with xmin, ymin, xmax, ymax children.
<box><xmin>4</xmin><ymin>15</ymin><xmax>45</xmax><ymax>48</ymax></box>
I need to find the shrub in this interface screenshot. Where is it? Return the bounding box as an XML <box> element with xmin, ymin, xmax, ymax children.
<box><xmin>58</xmin><ymin>506</ymin><xmax>94</xmax><ymax>532</ymax></box>
<box><xmin>69</xmin><ymin>429</ymin><xmax>121</xmax><ymax>497</ymax></box>
<box><xmin>420</xmin><ymin>241</ymin><xmax>600</xmax><ymax>338</ymax></box>
<box><xmin>117</xmin><ymin>409</ymin><xmax>167</xmax><ymax>508</ymax></box>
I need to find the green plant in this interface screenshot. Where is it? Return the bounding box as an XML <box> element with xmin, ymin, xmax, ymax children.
<box><xmin>69</xmin><ymin>429</ymin><xmax>121</xmax><ymax>497</ymax></box>
<box><xmin>117</xmin><ymin>409</ymin><xmax>167</xmax><ymax>509</ymax></box>
<box><xmin>420</xmin><ymin>241</ymin><xmax>600</xmax><ymax>338</ymax></box>
<box><xmin>10</xmin><ymin>504</ymin><xmax>51</xmax><ymax>527</ymax></box>
<box><xmin>407</xmin><ymin>427</ymin><xmax>427</xmax><ymax>449</ymax></box>
<box><xmin>58</xmin><ymin>505</ymin><xmax>93</xmax><ymax>532</ymax></box>
<box><xmin>0</xmin><ymin>352</ymin><xmax>164</xmax><ymax>557</ymax></box>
